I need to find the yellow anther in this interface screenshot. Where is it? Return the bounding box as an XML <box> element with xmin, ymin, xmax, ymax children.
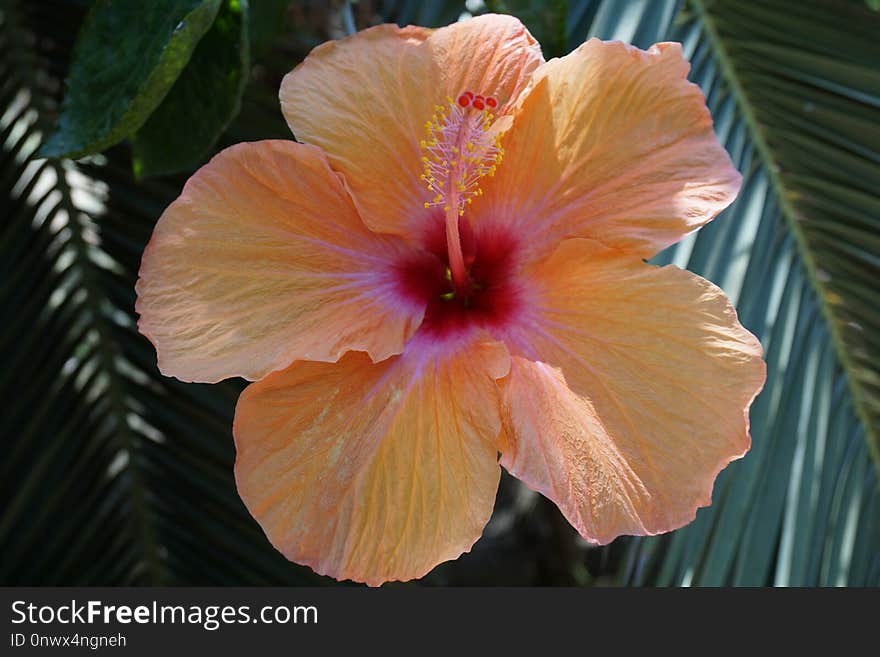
<box><xmin>418</xmin><ymin>93</ymin><xmax>504</xmax><ymax>216</ymax></box>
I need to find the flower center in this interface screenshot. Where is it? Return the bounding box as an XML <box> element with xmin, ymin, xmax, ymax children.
<box><xmin>420</xmin><ymin>91</ymin><xmax>504</xmax><ymax>295</ymax></box>
<box><xmin>395</xmin><ymin>218</ymin><xmax>522</xmax><ymax>343</ymax></box>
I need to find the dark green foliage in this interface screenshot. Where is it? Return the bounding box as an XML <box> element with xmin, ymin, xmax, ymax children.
<box><xmin>39</xmin><ymin>0</ymin><xmax>222</xmax><ymax>159</ymax></box>
<box><xmin>131</xmin><ymin>0</ymin><xmax>250</xmax><ymax>177</ymax></box>
<box><xmin>381</xmin><ymin>0</ymin><xmax>464</xmax><ymax>27</ymax></box>
<box><xmin>486</xmin><ymin>0</ymin><xmax>567</xmax><ymax>57</ymax></box>
<box><xmin>248</xmin><ymin>0</ymin><xmax>293</xmax><ymax>58</ymax></box>
<box><xmin>1</xmin><ymin>0</ymin><xmax>324</xmax><ymax>585</ymax></box>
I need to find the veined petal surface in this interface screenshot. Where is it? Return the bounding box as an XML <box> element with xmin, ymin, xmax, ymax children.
<box><xmin>499</xmin><ymin>239</ymin><xmax>766</xmax><ymax>543</ymax></box>
<box><xmin>136</xmin><ymin>140</ymin><xmax>423</xmax><ymax>383</ymax></box>
<box><xmin>234</xmin><ymin>338</ymin><xmax>510</xmax><ymax>585</ymax></box>
<box><xmin>479</xmin><ymin>39</ymin><xmax>741</xmax><ymax>261</ymax></box>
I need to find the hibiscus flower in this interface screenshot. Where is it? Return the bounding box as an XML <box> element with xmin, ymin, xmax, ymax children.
<box><xmin>136</xmin><ymin>15</ymin><xmax>766</xmax><ymax>585</ymax></box>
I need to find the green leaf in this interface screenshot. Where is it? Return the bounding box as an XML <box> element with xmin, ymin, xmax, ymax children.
<box><xmin>131</xmin><ymin>0</ymin><xmax>250</xmax><ymax>178</ymax></box>
<box><xmin>39</xmin><ymin>0</ymin><xmax>222</xmax><ymax>159</ymax></box>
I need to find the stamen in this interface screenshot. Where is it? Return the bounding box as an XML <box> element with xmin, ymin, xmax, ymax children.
<box><xmin>420</xmin><ymin>90</ymin><xmax>504</xmax><ymax>291</ymax></box>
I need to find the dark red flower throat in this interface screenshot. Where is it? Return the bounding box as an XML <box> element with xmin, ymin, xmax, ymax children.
<box><xmin>395</xmin><ymin>215</ymin><xmax>523</xmax><ymax>341</ymax></box>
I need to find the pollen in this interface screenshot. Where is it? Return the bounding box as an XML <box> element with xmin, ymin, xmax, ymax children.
<box><xmin>420</xmin><ymin>91</ymin><xmax>503</xmax><ymax>215</ymax></box>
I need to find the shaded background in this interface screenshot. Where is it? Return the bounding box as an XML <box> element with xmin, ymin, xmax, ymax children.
<box><xmin>2</xmin><ymin>0</ymin><xmax>878</xmax><ymax>585</ymax></box>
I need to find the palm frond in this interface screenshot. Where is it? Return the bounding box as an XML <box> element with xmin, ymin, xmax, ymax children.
<box><xmin>0</xmin><ymin>0</ymin><xmax>324</xmax><ymax>585</ymax></box>
<box><xmin>569</xmin><ymin>0</ymin><xmax>880</xmax><ymax>586</ymax></box>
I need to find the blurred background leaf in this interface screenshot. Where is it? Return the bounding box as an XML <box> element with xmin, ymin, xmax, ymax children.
<box><xmin>485</xmin><ymin>0</ymin><xmax>567</xmax><ymax>57</ymax></box>
<box><xmin>1</xmin><ymin>0</ymin><xmax>878</xmax><ymax>585</ymax></box>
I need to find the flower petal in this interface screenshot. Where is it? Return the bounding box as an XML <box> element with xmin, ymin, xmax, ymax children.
<box><xmin>233</xmin><ymin>337</ymin><xmax>510</xmax><ymax>585</ymax></box>
<box><xmin>280</xmin><ymin>15</ymin><xmax>543</xmax><ymax>237</ymax></box>
<box><xmin>136</xmin><ymin>140</ymin><xmax>423</xmax><ymax>383</ymax></box>
<box><xmin>479</xmin><ymin>39</ymin><xmax>741</xmax><ymax>261</ymax></box>
<box><xmin>499</xmin><ymin>239</ymin><xmax>765</xmax><ymax>543</ymax></box>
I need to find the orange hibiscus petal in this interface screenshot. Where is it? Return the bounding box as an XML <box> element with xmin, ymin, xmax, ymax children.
<box><xmin>233</xmin><ymin>337</ymin><xmax>510</xmax><ymax>585</ymax></box>
<box><xmin>280</xmin><ymin>15</ymin><xmax>543</xmax><ymax>237</ymax></box>
<box><xmin>479</xmin><ymin>39</ymin><xmax>741</xmax><ymax>261</ymax></box>
<box><xmin>499</xmin><ymin>239</ymin><xmax>765</xmax><ymax>543</ymax></box>
<box><xmin>136</xmin><ymin>140</ymin><xmax>424</xmax><ymax>383</ymax></box>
